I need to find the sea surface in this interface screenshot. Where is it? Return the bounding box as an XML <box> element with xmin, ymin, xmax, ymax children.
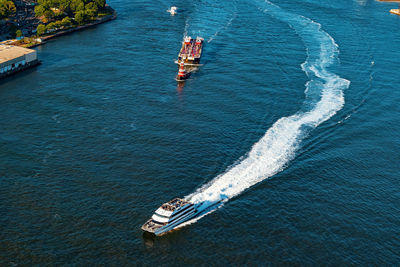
<box><xmin>1</xmin><ymin>0</ymin><xmax>400</xmax><ymax>265</ymax></box>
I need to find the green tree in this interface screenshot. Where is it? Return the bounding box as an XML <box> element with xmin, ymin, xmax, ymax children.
<box><xmin>77</xmin><ymin>1</ymin><xmax>85</xmax><ymax>12</ymax></box>
<box><xmin>44</xmin><ymin>10</ymin><xmax>55</xmax><ymax>21</ymax></box>
<box><xmin>15</xmin><ymin>29</ymin><xmax>22</xmax><ymax>37</ymax></box>
<box><xmin>69</xmin><ymin>0</ymin><xmax>81</xmax><ymax>12</ymax></box>
<box><xmin>94</xmin><ymin>0</ymin><xmax>105</xmax><ymax>9</ymax></box>
<box><xmin>54</xmin><ymin>20</ymin><xmax>63</xmax><ymax>28</ymax></box>
<box><xmin>85</xmin><ymin>2</ymin><xmax>98</xmax><ymax>18</ymax></box>
<box><xmin>0</xmin><ymin>0</ymin><xmax>16</xmax><ymax>19</ymax></box>
<box><xmin>34</xmin><ymin>5</ymin><xmax>46</xmax><ymax>17</ymax></box>
<box><xmin>59</xmin><ymin>0</ymin><xmax>72</xmax><ymax>13</ymax></box>
<box><xmin>5</xmin><ymin>0</ymin><xmax>15</xmax><ymax>13</ymax></box>
<box><xmin>61</xmin><ymin>16</ymin><xmax>72</xmax><ymax>26</ymax></box>
<box><xmin>33</xmin><ymin>0</ymin><xmax>107</xmax><ymax>22</ymax></box>
<box><xmin>37</xmin><ymin>24</ymin><xmax>46</xmax><ymax>36</ymax></box>
<box><xmin>74</xmin><ymin>10</ymin><xmax>87</xmax><ymax>24</ymax></box>
<box><xmin>37</xmin><ymin>0</ymin><xmax>50</xmax><ymax>9</ymax></box>
<box><xmin>70</xmin><ymin>0</ymin><xmax>84</xmax><ymax>13</ymax></box>
<box><xmin>46</xmin><ymin>22</ymin><xmax>56</xmax><ymax>31</ymax></box>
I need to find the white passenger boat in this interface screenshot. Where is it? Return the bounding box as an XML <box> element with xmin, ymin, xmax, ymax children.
<box><xmin>167</xmin><ymin>6</ymin><xmax>177</xmax><ymax>15</ymax></box>
<box><xmin>141</xmin><ymin>197</ymin><xmax>221</xmax><ymax>235</ymax></box>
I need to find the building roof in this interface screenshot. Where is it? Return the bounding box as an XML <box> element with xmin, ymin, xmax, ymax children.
<box><xmin>0</xmin><ymin>45</ymin><xmax>35</xmax><ymax>64</ymax></box>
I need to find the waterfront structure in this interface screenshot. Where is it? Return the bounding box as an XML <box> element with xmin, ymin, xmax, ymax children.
<box><xmin>0</xmin><ymin>45</ymin><xmax>39</xmax><ymax>78</ymax></box>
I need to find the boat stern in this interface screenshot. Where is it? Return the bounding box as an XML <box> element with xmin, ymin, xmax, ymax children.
<box><xmin>141</xmin><ymin>219</ymin><xmax>164</xmax><ymax>234</ymax></box>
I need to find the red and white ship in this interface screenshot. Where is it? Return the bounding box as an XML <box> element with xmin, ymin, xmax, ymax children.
<box><xmin>177</xmin><ymin>36</ymin><xmax>204</xmax><ymax>65</ymax></box>
<box><xmin>175</xmin><ymin>61</ymin><xmax>190</xmax><ymax>82</ymax></box>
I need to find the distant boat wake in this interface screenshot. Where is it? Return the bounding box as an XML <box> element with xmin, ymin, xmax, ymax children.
<box><xmin>184</xmin><ymin>1</ymin><xmax>350</xmax><ymax>223</ymax></box>
<box><xmin>184</xmin><ymin>0</ymin><xmax>237</xmax><ymax>43</ymax></box>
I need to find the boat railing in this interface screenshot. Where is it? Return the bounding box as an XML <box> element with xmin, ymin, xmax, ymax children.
<box><xmin>143</xmin><ymin>219</ymin><xmax>166</xmax><ymax>231</ymax></box>
<box><xmin>161</xmin><ymin>203</ymin><xmax>175</xmax><ymax>211</ymax></box>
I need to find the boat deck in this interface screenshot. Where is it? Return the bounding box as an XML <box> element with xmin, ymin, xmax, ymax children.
<box><xmin>141</xmin><ymin>219</ymin><xmax>165</xmax><ymax>233</ymax></box>
<box><xmin>141</xmin><ymin>198</ymin><xmax>191</xmax><ymax>233</ymax></box>
<box><xmin>179</xmin><ymin>40</ymin><xmax>201</xmax><ymax>58</ymax></box>
<box><xmin>161</xmin><ymin>198</ymin><xmax>190</xmax><ymax>212</ymax></box>
<box><xmin>178</xmin><ymin>37</ymin><xmax>203</xmax><ymax>64</ymax></box>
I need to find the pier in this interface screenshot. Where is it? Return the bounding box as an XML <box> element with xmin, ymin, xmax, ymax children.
<box><xmin>0</xmin><ymin>45</ymin><xmax>40</xmax><ymax>79</ymax></box>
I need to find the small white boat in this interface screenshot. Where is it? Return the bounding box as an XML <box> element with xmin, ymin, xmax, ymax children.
<box><xmin>141</xmin><ymin>197</ymin><xmax>221</xmax><ymax>235</ymax></box>
<box><xmin>167</xmin><ymin>6</ymin><xmax>177</xmax><ymax>15</ymax></box>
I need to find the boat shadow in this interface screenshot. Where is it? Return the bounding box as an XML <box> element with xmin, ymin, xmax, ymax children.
<box><xmin>142</xmin><ymin>232</ymin><xmax>156</xmax><ymax>247</ymax></box>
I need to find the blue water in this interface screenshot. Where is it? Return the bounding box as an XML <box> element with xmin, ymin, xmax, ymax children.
<box><xmin>1</xmin><ymin>0</ymin><xmax>400</xmax><ymax>265</ymax></box>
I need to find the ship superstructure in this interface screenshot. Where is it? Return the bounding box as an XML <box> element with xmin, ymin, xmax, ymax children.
<box><xmin>141</xmin><ymin>197</ymin><xmax>222</xmax><ymax>235</ymax></box>
<box><xmin>177</xmin><ymin>36</ymin><xmax>204</xmax><ymax>65</ymax></box>
<box><xmin>141</xmin><ymin>198</ymin><xmax>197</xmax><ymax>235</ymax></box>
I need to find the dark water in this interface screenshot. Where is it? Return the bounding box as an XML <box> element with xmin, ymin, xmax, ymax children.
<box><xmin>1</xmin><ymin>0</ymin><xmax>400</xmax><ymax>265</ymax></box>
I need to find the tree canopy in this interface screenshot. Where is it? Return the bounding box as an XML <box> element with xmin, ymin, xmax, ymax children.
<box><xmin>0</xmin><ymin>0</ymin><xmax>16</xmax><ymax>19</ymax></box>
<box><xmin>0</xmin><ymin>0</ymin><xmax>110</xmax><ymax>38</ymax></box>
<box><xmin>74</xmin><ymin>10</ymin><xmax>87</xmax><ymax>24</ymax></box>
<box><xmin>34</xmin><ymin>0</ymin><xmax>106</xmax><ymax>18</ymax></box>
<box><xmin>61</xmin><ymin>16</ymin><xmax>71</xmax><ymax>26</ymax></box>
<box><xmin>32</xmin><ymin>0</ymin><xmax>108</xmax><ymax>29</ymax></box>
<box><xmin>29</xmin><ymin>0</ymin><xmax>110</xmax><ymax>35</ymax></box>
<box><xmin>36</xmin><ymin>24</ymin><xmax>46</xmax><ymax>36</ymax></box>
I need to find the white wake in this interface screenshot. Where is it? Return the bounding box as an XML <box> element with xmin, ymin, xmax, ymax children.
<box><xmin>184</xmin><ymin>0</ymin><xmax>237</xmax><ymax>43</ymax></box>
<box><xmin>185</xmin><ymin>1</ymin><xmax>350</xmax><ymax>211</ymax></box>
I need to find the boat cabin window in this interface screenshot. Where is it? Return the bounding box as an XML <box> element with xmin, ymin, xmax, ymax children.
<box><xmin>155</xmin><ymin>212</ymin><xmax>170</xmax><ymax>219</ymax></box>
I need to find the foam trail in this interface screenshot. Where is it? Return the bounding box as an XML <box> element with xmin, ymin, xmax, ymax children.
<box><xmin>207</xmin><ymin>13</ymin><xmax>237</xmax><ymax>43</ymax></box>
<box><xmin>183</xmin><ymin>17</ymin><xmax>190</xmax><ymax>38</ymax></box>
<box><xmin>185</xmin><ymin>0</ymin><xmax>237</xmax><ymax>42</ymax></box>
<box><xmin>186</xmin><ymin>1</ymin><xmax>350</xmax><ymax>210</ymax></box>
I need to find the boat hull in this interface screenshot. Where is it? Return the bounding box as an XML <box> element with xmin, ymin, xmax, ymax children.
<box><xmin>142</xmin><ymin>200</ymin><xmax>223</xmax><ymax>236</ymax></box>
<box><xmin>174</xmin><ymin>60</ymin><xmax>203</xmax><ymax>66</ymax></box>
<box><xmin>155</xmin><ymin>210</ymin><xmax>198</xmax><ymax>235</ymax></box>
<box><xmin>177</xmin><ymin>57</ymin><xmax>201</xmax><ymax>65</ymax></box>
<box><xmin>175</xmin><ymin>74</ymin><xmax>190</xmax><ymax>82</ymax></box>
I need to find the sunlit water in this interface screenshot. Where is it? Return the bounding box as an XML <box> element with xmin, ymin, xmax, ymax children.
<box><xmin>1</xmin><ymin>0</ymin><xmax>400</xmax><ymax>265</ymax></box>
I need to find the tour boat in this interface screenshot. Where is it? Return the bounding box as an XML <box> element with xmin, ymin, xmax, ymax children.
<box><xmin>141</xmin><ymin>197</ymin><xmax>222</xmax><ymax>235</ymax></box>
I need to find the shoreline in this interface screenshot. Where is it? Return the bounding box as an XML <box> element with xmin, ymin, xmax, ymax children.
<box><xmin>0</xmin><ymin>59</ymin><xmax>41</xmax><ymax>80</ymax></box>
<box><xmin>0</xmin><ymin>6</ymin><xmax>117</xmax><ymax>79</ymax></box>
<box><xmin>12</xmin><ymin>6</ymin><xmax>117</xmax><ymax>49</ymax></box>
<box><xmin>36</xmin><ymin>7</ymin><xmax>117</xmax><ymax>47</ymax></box>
